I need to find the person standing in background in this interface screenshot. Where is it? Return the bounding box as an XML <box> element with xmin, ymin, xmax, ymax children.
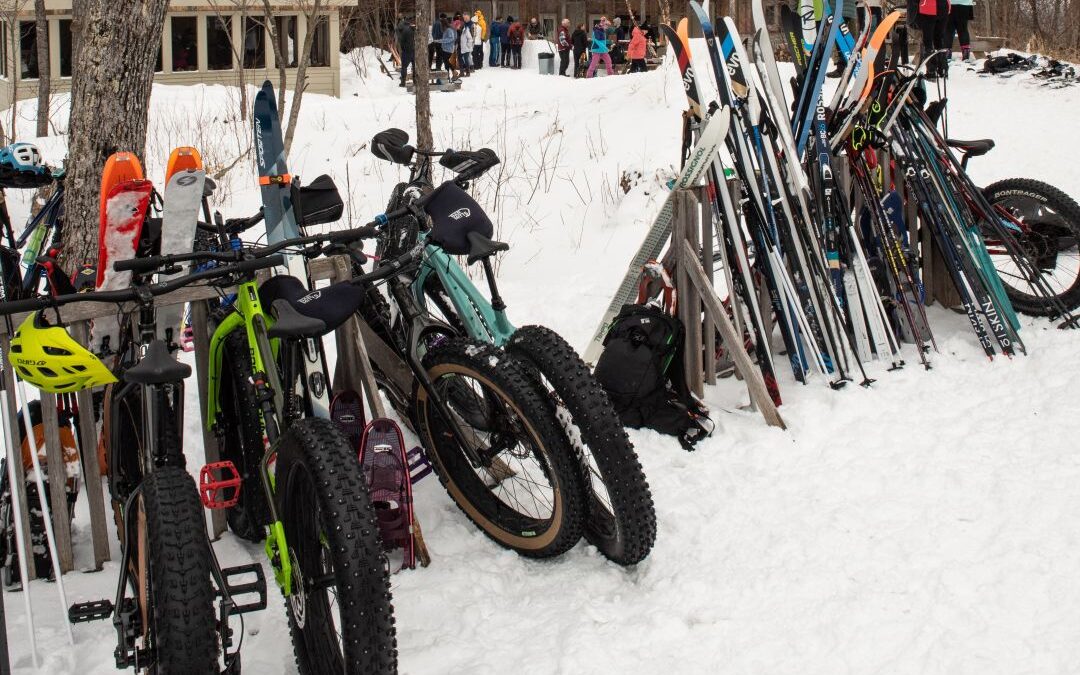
<box><xmin>508</xmin><ymin>17</ymin><xmax>525</xmax><ymax>69</ymax></box>
<box><xmin>527</xmin><ymin>17</ymin><xmax>544</xmax><ymax>39</ymax></box>
<box><xmin>473</xmin><ymin>11</ymin><xmax>486</xmax><ymax>69</ymax></box>
<box><xmin>441</xmin><ymin>17</ymin><xmax>460</xmax><ymax>80</ymax></box>
<box><xmin>557</xmin><ymin>18</ymin><xmax>572</xmax><ymax>76</ymax></box>
<box><xmin>915</xmin><ymin>0</ymin><xmax>951</xmax><ymax>78</ymax></box>
<box><xmin>430</xmin><ymin>12</ymin><xmax>445</xmax><ymax>70</ymax></box>
<box><xmin>571</xmin><ymin>22</ymin><xmax>588</xmax><ymax>78</ymax></box>
<box><xmin>460</xmin><ymin>14</ymin><xmax>475</xmax><ymax>76</ymax></box>
<box><xmin>948</xmin><ymin>0</ymin><xmax>974</xmax><ymax>61</ymax></box>
<box><xmin>501</xmin><ymin>15</ymin><xmax>514</xmax><ymax>67</ymax></box>
<box><xmin>586</xmin><ymin>17</ymin><xmax>614</xmax><ymax>78</ymax></box>
<box><xmin>396</xmin><ymin>15</ymin><xmax>415</xmax><ymax>87</ymax></box>
<box><xmin>626</xmin><ymin>20</ymin><xmax>647</xmax><ymax>73</ymax></box>
<box><xmin>489</xmin><ymin>15</ymin><xmax>503</xmax><ymax>66</ymax></box>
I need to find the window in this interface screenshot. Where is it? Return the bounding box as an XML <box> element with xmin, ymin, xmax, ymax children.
<box><xmin>58</xmin><ymin>19</ymin><xmax>72</xmax><ymax>77</ymax></box>
<box><xmin>243</xmin><ymin>16</ymin><xmax>265</xmax><ymax>69</ymax></box>
<box><xmin>308</xmin><ymin>15</ymin><xmax>329</xmax><ymax>67</ymax></box>
<box><xmin>0</xmin><ymin>22</ymin><xmax>8</xmax><ymax>79</ymax></box>
<box><xmin>171</xmin><ymin>16</ymin><xmax>198</xmax><ymax>71</ymax></box>
<box><xmin>19</xmin><ymin>21</ymin><xmax>37</xmax><ymax>80</ymax></box>
<box><xmin>275</xmin><ymin>15</ymin><xmax>298</xmax><ymax>68</ymax></box>
<box><xmin>206</xmin><ymin>16</ymin><xmax>232</xmax><ymax>70</ymax></box>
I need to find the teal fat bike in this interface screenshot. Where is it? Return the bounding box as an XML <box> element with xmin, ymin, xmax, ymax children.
<box><xmin>358</xmin><ymin>128</ymin><xmax>657</xmax><ymax>566</ymax></box>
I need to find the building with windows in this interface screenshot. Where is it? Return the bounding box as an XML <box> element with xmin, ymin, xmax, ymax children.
<box><xmin>0</xmin><ymin>0</ymin><xmax>350</xmax><ymax>112</ymax></box>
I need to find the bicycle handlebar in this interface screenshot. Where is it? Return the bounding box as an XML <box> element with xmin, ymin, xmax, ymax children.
<box><xmin>0</xmin><ymin>254</ymin><xmax>285</xmax><ymax>317</ymax></box>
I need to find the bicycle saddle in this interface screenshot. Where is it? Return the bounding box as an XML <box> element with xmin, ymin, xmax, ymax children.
<box><xmin>125</xmin><ymin>339</ymin><xmax>192</xmax><ymax>385</ymax></box>
<box><xmin>946</xmin><ymin>138</ymin><xmax>995</xmax><ymax>157</ymax></box>
<box><xmin>466</xmin><ymin>231</ymin><xmax>509</xmax><ymax>265</ymax></box>
<box><xmin>260</xmin><ymin>275</ymin><xmax>366</xmax><ymax>338</ymax></box>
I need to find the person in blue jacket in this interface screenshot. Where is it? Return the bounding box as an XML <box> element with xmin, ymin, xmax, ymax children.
<box><xmin>430</xmin><ymin>13</ymin><xmax>445</xmax><ymax>70</ymax></box>
<box><xmin>500</xmin><ymin>15</ymin><xmax>514</xmax><ymax>67</ymax></box>
<box><xmin>488</xmin><ymin>16</ymin><xmax>504</xmax><ymax>67</ymax></box>
<box><xmin>440</xmin><ymin>17</ymin><xmax>460</xmax><ymax>80</ymax></box>
<box><xmin>585</xmin><ymin>17</ymin><xmax>614</xmax><ymax>77</ymax></box>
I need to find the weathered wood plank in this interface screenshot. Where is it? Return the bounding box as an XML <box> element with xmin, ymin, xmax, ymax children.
<box><xmin>682</xmin><ymin>240</ymin><xmax>786</xmax><ymax>429</ymax></box>
<box><xmin>40</xmin><ymin>393</ymin><xmax>73</xmax><ymax>573</ymax></box>
<box><xmin>69</xmin><ymin>322</ymin><xmax>110</xmax><ymax>568</ymax></box>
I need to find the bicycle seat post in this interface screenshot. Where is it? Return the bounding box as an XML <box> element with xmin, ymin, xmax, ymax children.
<box><xmin>481</xmin><ymin>258</ymin><xmax>506</xmax><ymax>312</ymax></box>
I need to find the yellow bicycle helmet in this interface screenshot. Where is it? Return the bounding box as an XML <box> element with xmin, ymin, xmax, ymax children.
<box><xmin>8</xmin><ymin>311</ymin><xmax>117</xmax><ymax>393</ymax></box>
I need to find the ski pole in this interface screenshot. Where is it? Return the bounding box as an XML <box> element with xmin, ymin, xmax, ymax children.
<box><xmin>0</xmin><ymin>373</ymin><xmax>37</xmax><ymax>668</ymax></box>
<box><xmin>13</xmin><ymin>382</ymin><xmax>73</xmax><ymax>645</ymax></box>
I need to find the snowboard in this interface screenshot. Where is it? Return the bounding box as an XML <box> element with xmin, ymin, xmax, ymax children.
<box><xmin>252</xmin><ymin>80</ymin><xmax>332</xmax><ymax>418</ymax></box>
<box><xmin>156</xmin><ymin>147</ymin><xmax>206</xmax><ymax>347</ymax></box>
<box><xmin>359</xmin><ymin>419</ymin><xmax>417</xmax><ymax>572</ymax></box>
<box><xmin>93</xmin><ymin>155</ymin><xmax>153</xmax><ymax>356</ymax></box>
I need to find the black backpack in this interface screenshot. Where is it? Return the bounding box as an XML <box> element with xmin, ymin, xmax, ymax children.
<box><xmin>594</xmin><ymin>303</ymin><xmax>712</xmax><ymax>450</ymax></box>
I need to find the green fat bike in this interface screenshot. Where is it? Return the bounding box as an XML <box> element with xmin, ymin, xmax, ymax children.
<box><xmin>134</xmin><ymin>222</ymin><xmax>401</xmax><ymax>674</ymax></box>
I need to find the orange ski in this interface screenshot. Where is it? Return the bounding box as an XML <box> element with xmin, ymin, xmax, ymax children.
<box><xmin>165</xmin><ymin>146</ymin><xmax>203</xmax><ymax>184</ymax></box>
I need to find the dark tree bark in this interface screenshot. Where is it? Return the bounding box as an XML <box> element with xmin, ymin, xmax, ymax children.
<box><xmin>61</xmin><ymin>0</ymin><xmax>170</xmax><ymax>270</ymax></box>
<box><xmin>34</xmin><ymin>0</ymin><xmax>49</xmax><ymax>137</ymax></box>
<box><xmin>413</xmin><ymin>1</ymin><xmax>433</xmax><ymax>153</ymax></box>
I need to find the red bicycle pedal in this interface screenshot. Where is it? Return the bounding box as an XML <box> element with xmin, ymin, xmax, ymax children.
<box><xmin>200</xmin><ymin>461</ymin><xmax>242</xmax><ymax>509</ymax></box>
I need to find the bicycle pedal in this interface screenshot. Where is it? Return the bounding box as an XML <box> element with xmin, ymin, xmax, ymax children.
<box><xmin>68</xmin><ymin>598</ymin><xmax>113</xmax><ymax>623</ymax></box>
<box><xmin>219</xmin><ymin>563</ymin><xmax>267</xmax><ymax>614</ymax></box>
<box><xmin>200</xmin><ymin>461</ymin><xmax>242</xmax><ymax>509</ymax></box>
<box><xmin>407</xmin><ymin>446</ymin><xmax>433</xmax><ymax>484</ymax></box>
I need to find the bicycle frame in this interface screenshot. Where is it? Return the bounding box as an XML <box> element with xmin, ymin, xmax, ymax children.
<box><xmin>414</xmin><ymin>239</ymin><xmax>516</xmax><ymax>345</ymax></box>
<box><xmin>205</xmin><ymin>276</ymin><xmax>313</xmax><ymax>595</ymax></box>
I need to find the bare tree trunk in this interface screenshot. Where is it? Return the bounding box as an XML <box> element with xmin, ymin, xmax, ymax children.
<box><xmin>282</xmin><ymin>0</ymin><xmax>325</xmax><ymax>156</ymax></box>
<box><xmin>259</xmin><ymin>0</ymin><xmax>289</xmax><ymax>117</ymax></box>
<box><xmin>413</xmin><ymin>1</ymin><xmax>432</xmax><ymax>152</ymax></box>
<box><xmin>9</xmin><ymin>18</ymin><xmax>19</xmax><ymax>141</ymax></box>
<box><xmin>61</xmin><ymin>0</ymin><xmax>170</xmax><ymax>270</ymax></box>
<box><xmin>33</xmin><ymin>0</ymin><xmax>49</xmax><ymax>137</ymax></box>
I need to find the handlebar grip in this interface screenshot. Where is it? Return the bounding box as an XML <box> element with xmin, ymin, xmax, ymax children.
<box><xmin>231</xmin><ymin>254</ymin><xmax>285</xmax><ymax>275</ymax></box>
<box><xmin>0</xmin><ymin>295</ymin><xmax>47</xmax><ymax>317</ymax></box>
<box><xmin>113</xmin><ymin>256</ymin><xmax>162</xmax><ymax>274</ymax></box>
<box><xmin>327</xmin><ymin>225</ymin><xmax>379</xmax><ymax>243</ymax></box>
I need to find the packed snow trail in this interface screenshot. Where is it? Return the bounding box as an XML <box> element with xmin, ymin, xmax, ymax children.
<box><xmin>3</xmin><ymin>52</ymin><xmax>1080</xmax><ymax>673</ymax></box>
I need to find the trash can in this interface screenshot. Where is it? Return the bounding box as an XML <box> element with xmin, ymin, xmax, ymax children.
<box><xmin>538</xmin><ymin>52</ymin><xmax>554</xmax><ymax>75</ymax></box>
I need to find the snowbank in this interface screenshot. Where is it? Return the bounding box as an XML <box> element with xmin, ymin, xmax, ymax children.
<box><xmin>3</xmin><ymin>48</ymin><xmax>1080</xmax><ymax>673</ymax></box>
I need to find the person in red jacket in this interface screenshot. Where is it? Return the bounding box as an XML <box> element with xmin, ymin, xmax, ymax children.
<box><xmin>915</xmin><ymin>0</ymin><xmax>950</xmax><ymax>78</ymax></box>
<box><xmin>626</xmin><ymin>22</ymin><xmax>647</xmax><ymax>73</ymax></box>
<box><xmin>557</xmin><ymin>18</ymin><xmax>572</xmax><ymax>76</ymax></box>
<box><xmin>507</xmin><ymin>18</ymin><xmax>525</xmax><ymax>69</ymax></box>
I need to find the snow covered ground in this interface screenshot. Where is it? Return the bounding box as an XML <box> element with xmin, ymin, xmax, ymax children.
<box><xmin>4</xmin><ymin>49</ymin><xmax>1080</xmax><ymax>673</ymax></box>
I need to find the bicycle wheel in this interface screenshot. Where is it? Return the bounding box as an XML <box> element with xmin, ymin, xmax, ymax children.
<box><xmin>138</xmin><ymin>466</ymin><xmax>218</xmax><ymax>674</ymax></box>
<box><xmin>217</xmin><ymin>329</ymin><xmax>271</xmax><ymax>542</ymax></box>
<box><xmin>276</xmin><ymin>418</ymin><xmax>397</xmax><ymax>675</ymax></box>
<box><xmin>507</xmin><ymin>326</ymin><xmax>656</xmax><ymax>566</ymax></box>
<box><xmin>417</xmin><ymin>339</ymin><xmax>586</xmax><ymax>558</ymax></box>
<box><xmin>982</xmin><ymin>178</ymin><xmax>1080</xmax><ymax>315</ymax></box>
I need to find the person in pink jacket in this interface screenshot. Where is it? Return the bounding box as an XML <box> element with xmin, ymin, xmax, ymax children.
<box><xmin>626</xmin><ymin>22</ymin><xmax>647</xmax><ymax>73</ymax></box>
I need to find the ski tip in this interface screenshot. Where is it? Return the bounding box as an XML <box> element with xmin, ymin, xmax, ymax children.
<box><xmin>165</xmin><ymin>146</ymin><xmax>203</xmax><ymax>183</ymax></box>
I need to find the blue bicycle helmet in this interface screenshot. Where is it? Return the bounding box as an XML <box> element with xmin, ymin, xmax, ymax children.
<box><xmin>0</xmin><ymin>142</ymin><xmax>45</xmax><ymax>175</ymax></box>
